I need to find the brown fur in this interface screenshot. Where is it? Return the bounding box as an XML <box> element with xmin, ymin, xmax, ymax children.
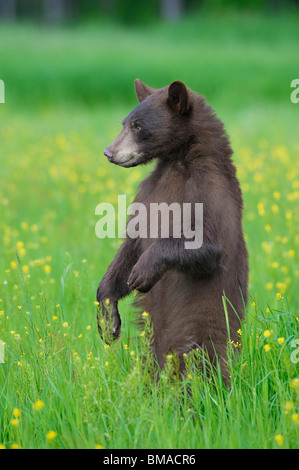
<box><xmin>97</xmin><ymin>80</ymin><xmax>248</xmax><ymax>378</ymax></box>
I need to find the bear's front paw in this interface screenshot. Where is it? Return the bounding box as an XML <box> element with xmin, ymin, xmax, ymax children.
<box><xmin>96</xmin><ymin>300</ymin><xmax>121</xmax><ymax>344</ymax></box>
<box><xmin>127</xmin><ymin>257</ymin><xmax>161</xmax><ymax>293</ymax></box>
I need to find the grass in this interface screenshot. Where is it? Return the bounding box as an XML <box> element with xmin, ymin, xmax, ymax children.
<box><xmin>0</xmin><ymin>12</ymin><xmax>299</xmax><ymax>449</ymax></box>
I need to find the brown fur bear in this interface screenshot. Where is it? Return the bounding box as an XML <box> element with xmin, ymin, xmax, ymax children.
<box><xmin>96</xmin><ymin>79</ymin><xmax>248</xmax><ymax>378</ymax></box>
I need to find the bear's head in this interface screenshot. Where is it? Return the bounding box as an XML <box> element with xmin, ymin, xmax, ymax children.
<box><xmin>104</xmin><ymin>80</ymin><xmax>195</xmax><ymax>168</ymax></box>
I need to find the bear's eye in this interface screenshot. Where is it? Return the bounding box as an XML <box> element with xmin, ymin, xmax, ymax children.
<box><xmin>132</xmin><ymin>122</ymin><xmax>142</xmax><ymax>132</ymax></box>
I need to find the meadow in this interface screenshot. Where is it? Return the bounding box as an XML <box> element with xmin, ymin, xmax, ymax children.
<box><xmin>0</xmin><ymin>12</ymin><xmax>299</xmax><ymax>449</ymax></box>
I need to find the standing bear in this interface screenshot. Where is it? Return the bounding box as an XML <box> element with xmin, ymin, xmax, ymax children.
<box><xmin>97</xmin><ymin>79</ymin><xmax>248</xmax><ymax>378</ymax></box>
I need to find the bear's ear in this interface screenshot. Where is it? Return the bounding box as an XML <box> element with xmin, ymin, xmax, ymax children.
<box><xmin>135</xmin><ymin>79</ymin><xmax>154</xmax><ymax>103</ymax></box>
<box><xmin>167</xmin><ymin>81</ymin><xmax>190</xmax><ymax>115</ymax></box>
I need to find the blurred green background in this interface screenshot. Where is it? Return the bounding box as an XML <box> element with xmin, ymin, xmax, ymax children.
<box><xmin>0</xmin><ymin>1</ymin><xmax>299</xmax><ymax>307</ymax></box>
<box><xmin>0</xmin><ymin>0</ymin><xmax>298</xmax><ymax>112</ymax></box>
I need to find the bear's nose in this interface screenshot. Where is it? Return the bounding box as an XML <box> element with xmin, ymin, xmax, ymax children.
<box><xmin>104</xmin><ymin>147</ymin><xmax>114</xmax><ymax>162</ymax></box>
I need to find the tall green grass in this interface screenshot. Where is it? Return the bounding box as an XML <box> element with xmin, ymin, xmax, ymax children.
<box><xmin>1</xmin><ymin>271</ymin><xmax>299</xmax><ymax>448</ymax></box>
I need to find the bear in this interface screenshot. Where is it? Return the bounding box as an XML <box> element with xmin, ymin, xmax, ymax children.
<box><xmin>96</xmin><ymin>79</ymin><xmax>248</xmax><ymax>380</ymax></box>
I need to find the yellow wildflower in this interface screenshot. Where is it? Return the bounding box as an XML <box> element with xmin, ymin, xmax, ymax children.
<box><xmin>33</xmin><ymin>400</ymin><xmax>44</xmax><ymax>411</ymax></box>
<box><xmin>264</xmin><ymin>224</ymin><xmax>271</xmax><ymax>232</ymax></box>
<box><xmin>31</xmin><ymin>224</ymin><xmax>39</xmax><ymax>232</ymax></box>
<box><xmin>13</xmin><ymin>408</ymin><xmax>21</xmax><ymax>418</ymax></box>
<box><xmin>257</xmin><ymin>202</ymin><xmax>265</xmax><ymax>216</ymax></box>
<box><xmin>46</xmin><ymin>431</ymin><xmax>57</xmax><ymax>441</ymax></box>
<box><xmin>274</xmin><ymin>434</ymin><xmax>283</xmax><ymax>446</ymax></box>
<box><xmin>44</xmin><ymin>265</ymin><xmax>51</xmax><ymax>274</ymax></box>
<box><xmin>290</xmin><ymin>378</ymin><xmax>299</xmax><ymax>389</ymax></box>
<box><xmin>263</xmin><ymin>330</ymin><xmax>272</xmax><ymax>338</ymax></box>
<box><xmin>11</xmin><ymin>443</ymin><xmax>20</xmax><ymax>449</ymax></box>
<box><xmin>284</xmin><ymin>401</ymin><xmax>294</xmax><ymax>414</ymax></box>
